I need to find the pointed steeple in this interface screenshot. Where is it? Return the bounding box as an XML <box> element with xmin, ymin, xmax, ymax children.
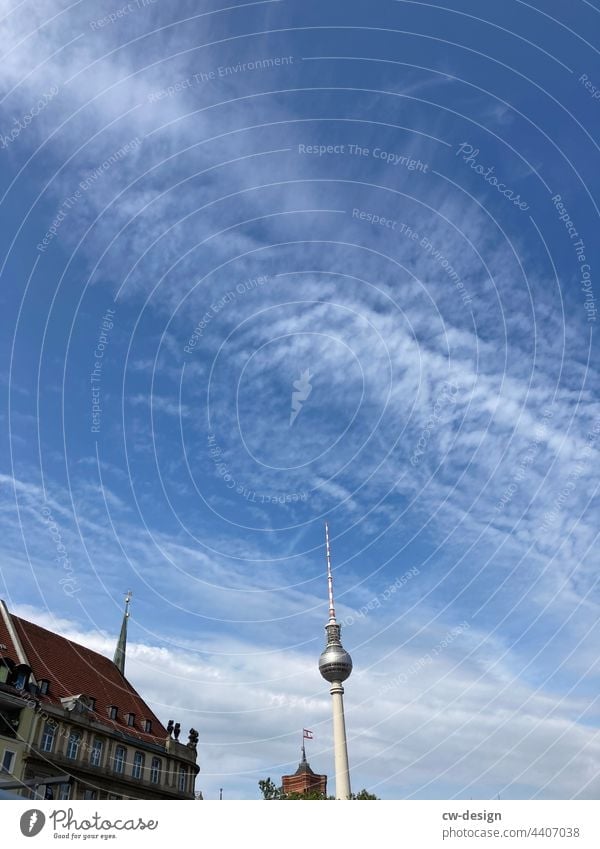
<box><xmin>294</xmin><ymin>741</ymin><xmax>315</xmax><ymax>776</ymax></box>
<box><xmin>113</xmin><ymin>591</ymin><xmax>132</xmax><ymax>675</ymax></box>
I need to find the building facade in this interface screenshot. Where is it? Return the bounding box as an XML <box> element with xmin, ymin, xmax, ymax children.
<box><xmin>0</xmin><ymin>600</ymin><xmax>199</xmax><ymax>800</ymax></box>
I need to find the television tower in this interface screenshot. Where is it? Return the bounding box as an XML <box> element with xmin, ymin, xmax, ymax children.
<box><xmin>318</xmin><ymin>522</ymin><xmax>353</xmax><ymax>799</ymax></box>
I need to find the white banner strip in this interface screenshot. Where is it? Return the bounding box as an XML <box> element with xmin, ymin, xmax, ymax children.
<box><xmin>2</xmin><ymin>800</ymin><xmax>598</xmax><ymax>847</ymax></box>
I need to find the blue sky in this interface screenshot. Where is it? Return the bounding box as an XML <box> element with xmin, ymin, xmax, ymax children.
<box><xmin>1</xmin><ymin>0</ymin><xmax>599</xmax><ymax>800</ymax></box>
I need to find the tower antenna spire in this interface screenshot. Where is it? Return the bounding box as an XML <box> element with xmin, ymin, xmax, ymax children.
<box><xmin>325</xmin><ymin>521</ymin><xmax>336</xmax><ymax>623</ymax></box>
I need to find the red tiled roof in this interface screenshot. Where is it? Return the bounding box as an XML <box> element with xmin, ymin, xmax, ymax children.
<box><xmin>0</xmin><ymin>605</ymin><xmax>21</xmax><ymax>663</ymax></box>
<box><xmin>3</xmin><ymin>610</ymin><xmax>167</xmax><ymax>744</ymax></box>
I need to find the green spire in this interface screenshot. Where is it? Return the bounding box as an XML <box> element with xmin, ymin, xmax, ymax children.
<box><xmin>113</xmin><ymin>591</ymin><xmax>132</xmax><ymax>675</ymax></box>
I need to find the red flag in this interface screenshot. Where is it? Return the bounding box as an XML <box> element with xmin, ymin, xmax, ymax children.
<box><xmin>303</xmin><ymin>729</ymin><xmax>314</xmax><ymax>739</ymax></box>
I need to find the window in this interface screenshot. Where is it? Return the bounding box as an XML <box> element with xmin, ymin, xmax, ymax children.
<box><xmin>143</xmin><ymin>719</ymin><xmax>152</xmax><ymax>733</ymax></box>
<box><xmin>1</xmin><ymin>750</ymin><xmax>15</xmax><ymax>774</ymax></box>
<box><xmin>58</xmin><ymin>783</ymin><xmax>71</xmax><ymax>800</ymax></box>
<box><xmin>88</xmin><ymin>697</ymin><xmax>96</xmax><ymax>712</ymax></box>
<box><xmin>113</xmin><ymin>746</ymin><xmax>126</xmax><ymax>774</ymax></box>
<box><xmin>178</xmin><ymin>766</ymin><xmax>187</xmax><ymax>793</ymax></box>
<box><xmin>90</xmin><ymin>738</ymin><xmax>103</xmax><ymax>768</ymax></box>
<box><xmin>83</xmin><ymin>789</ymin><xmax>98</xmax><ymax>800</ymax></box>
<box><xmin>14</xmin><ymin>670</ymin><xmax>28</xmax><ymax>690</ymax></box>
<box><xmin>0</xmin><ymin>706</ymin><xmax>19</xmax><ymax>738</ymax></box>
<box><xmin>126</xmin><ymin>713</ymin><xmax>135</xmax><ymax>727</ymax></box>
<box><xmin>132</xmin><ymin>751</ymin><xmax>144</xmax><ymax>780</ymax></box>
<box><xmin>108</xmin><ymin>706</ymin><xmax>118</xmax><ymax>721</ymax></box>
<box><xmin>66</xmin><ymin>731</ymin><xmax>81</xmax><ymax>760</ymax></box>
<box><xmin>41</xmin><ymin>722</ymin><xmax>55</xmax><ymax>753</ymax></box>
<box><xmin>150</xmin><ymin>757</ymin><xmax>161</xmax><ymax>784</ymax></box>
<box><xmin>38</xmin><ymin>679</ymin><xmax>49</xmax><ymax>695</ymax></box>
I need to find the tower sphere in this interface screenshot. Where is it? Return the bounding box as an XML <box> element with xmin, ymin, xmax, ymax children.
<box><xmin>319</xmin><ymin>643</ymin><xmax>353</xmax><ymax>683</ymax></box>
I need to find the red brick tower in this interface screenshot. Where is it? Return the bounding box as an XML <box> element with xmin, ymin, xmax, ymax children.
<box><xmin>282</xmin><ymin>744</ymin><xmax>327</xmax><ymax>798</ymax></box>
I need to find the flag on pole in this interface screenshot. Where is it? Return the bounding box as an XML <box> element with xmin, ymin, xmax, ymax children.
<box><xmin>303</xmin><ymin>729</ymin><xmax>314</xmax><ymax>739</ymax></box>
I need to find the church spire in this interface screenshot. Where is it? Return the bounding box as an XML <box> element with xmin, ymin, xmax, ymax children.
<box><xmin>113</xmin><ymin>590</ymin><xmax>132</xmax><ymax>675</ymax></box>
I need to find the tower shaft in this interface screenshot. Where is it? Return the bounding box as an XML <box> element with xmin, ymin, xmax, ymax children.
<box><xmin>330</xmin><ymin>682</ymin><xmax>351</xmax><ymax>799</ymax></box>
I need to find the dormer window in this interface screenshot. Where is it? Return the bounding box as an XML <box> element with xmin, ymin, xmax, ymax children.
<box><xmin>126</xmin><ymin>712</ymin><xmax>135</xmax><ymax>727</ymax></box>
<box><xmin>12</xmin><ymin>663</ymin><xmax>32</xmax><ymax>691</ymax></box>
<box><xmin>88</xmin><ymin>697</ymin><xmax>96</xmax><ymax>711</ymax></box>
<box><xmin>38</xmin><ymin>680</ymin><xmax>50</xmax><ymax>696</ymax></box>
<box><xmin>108</xmin><ymin>705</ymin><xmax>118</xmax><ymax>721</ymax></box>
<box><xmin>143</xmin><ymin>720</ymin><xmax>152</xmax><ymax>734</ymax></box>
<box><xmin>60</xmin><ymin>694</ymin><xmax>93</xmax><ymax>713</ymax></box>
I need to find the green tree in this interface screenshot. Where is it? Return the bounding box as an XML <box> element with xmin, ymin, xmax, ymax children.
<box><xmin>350</xmin><ymin>789</ymin><xmax>378</xmax><ymax>799</ymax></box>
<box><xmin>258</xmin><ymin>778</ymin><xmax>283</xmax><ymax>799</ymax></box>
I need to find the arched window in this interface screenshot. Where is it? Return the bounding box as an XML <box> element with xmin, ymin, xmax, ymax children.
<box><xmin>132</xmin><ymin>751</ymin><xmax>144</xmax><ymax>780</ymax></box>
<box><xmin>178</xmin><ymin>765</ymin><xmax>187</xmax><ymax>793</ymax></box>
<box><xmin>150</xmin><ymin>757</ymin><xmax>161</xmax><ymax>784</ymax></box>
<box><xmin>113</xmin><ymin>745</ymin><xmax>126</xmax><ymax>774</ymax></box>
<box><xmin>66</xmin><ymin>731</ymin><xmax>81</xmax><ymax>760</ymax></box>
<box><xmin>41</xmin><ymin>722</ymin><xmax>55</xmax><ymax>753</ymax></box>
